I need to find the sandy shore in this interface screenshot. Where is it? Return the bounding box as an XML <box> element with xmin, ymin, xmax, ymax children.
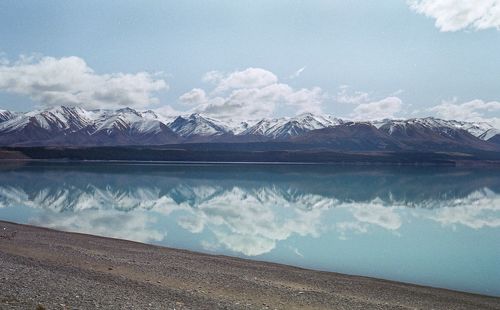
<box><xmin>0</xmin><ymin>221</ymin><xmax>498</xmax><ymax>310</ymax></box>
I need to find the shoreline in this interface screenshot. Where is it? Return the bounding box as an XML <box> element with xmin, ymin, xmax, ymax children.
<box><xmin>1</xmin><ymin>221</ymin><xmax>499</xmax><ymax>309</ymax></box>
<box><xmin>3</xmin><ymin>157</ymin><xmax>500</xmax><ymax>167</ymax></box>
<box><xmin>4</xmin><ymin>147</ymin><xmax>500</xmax><ymax>167</ymax></box>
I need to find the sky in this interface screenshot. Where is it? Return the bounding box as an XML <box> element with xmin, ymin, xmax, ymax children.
<box><xmin>0</xmin><ymin>0</ymin><xmax>499</xmax><ymax>124</ymax></box>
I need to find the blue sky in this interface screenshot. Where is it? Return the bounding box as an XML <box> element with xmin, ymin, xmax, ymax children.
<box><xmin>0</xmin><ymin>0</ymin><xmax>499</xmax><ymax>123</ymax></box>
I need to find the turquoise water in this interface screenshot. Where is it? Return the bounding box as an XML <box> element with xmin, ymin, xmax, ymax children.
<box><xmin>0</xmin><ymin>162</ymin><xmax>499</xmax><ymax>297</ymax></box>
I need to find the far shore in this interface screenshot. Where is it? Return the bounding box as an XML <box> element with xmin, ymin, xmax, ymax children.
<box><xmin>4</xmin><ymin>146</ymin><xmax>500</xmax><ymax>167</ymax></box>
<box><xmin>1</xmin><ymin>221</ymin><xmax>499</xmax><ymax>309</ymax></box>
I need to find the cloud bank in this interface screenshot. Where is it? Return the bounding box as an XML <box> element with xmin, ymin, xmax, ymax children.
<box><xmin>0</xmin><ymin>55</ymin><xmax>168</xmax><ymax>110</ymax></box>
<box><xmin>409</xmin><ymin>0</ymin><xmax>500</xmax><ymax>31</ymax></box>
<box><xmin>429</xmin><ymin>98</ymin><xmax>500</xmax><ymax>128</ymax></box>
<box><xmin>352</xmin><ymin>97</ymin><xmax>403</xmax><ymax>120</ymax></box>
<box><xmin>179</xmin><ymin>67</ymin><xmax>325</xmax><ymax>120</ymax></box>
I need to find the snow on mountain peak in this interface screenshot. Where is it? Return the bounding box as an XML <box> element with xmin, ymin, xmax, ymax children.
<box><xmin>375</xmin><ymin>117</ymin><xmax>497</xmax><ymax>139</ymax></box>
<box><xmin>168</xmin><ymin>113</ymin><xmax>231</xmax><ymax>137</ymax></box>
<box><xmin>0</xmin><ymin>110</ymin><xmax>17</xmax><ymax>123</ymax></box>
<box><xmin>0</xmin><ymin>105</ymin><xmax>96</xmax><ymax>133</ymax></box>
<box><xmin>241</xmin><ymin>113</ymin><xmax>344</xmax><ymax>138</ymax></box>
<box><xmin>91</xmin><ymin>106</ymin><xmax>169</xmax><ymax>135</ymax></box>
<box><xmin>0</xmin><ymin>105</ymin><xmax>499</xmax><ymax>144</ymax></box>
<box><xmin>479</xmin><ymin>128</ymin><xmax>500</xmax><ymax>141</ymax></box>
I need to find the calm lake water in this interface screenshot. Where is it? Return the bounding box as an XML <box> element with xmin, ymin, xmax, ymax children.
<box><xmin>0</xmin><ymin>162</ymin><xmax>499</xmax><ymax>296</ymax></box>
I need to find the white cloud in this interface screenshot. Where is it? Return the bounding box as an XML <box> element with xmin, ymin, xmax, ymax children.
<box><xmin>335</xmin><ymin>86</ymin><xmax>404</xmax><ymax>120</ymax></box>
<box><xmin>409</xmin><ymin>0</ymin><xmax>500</xmax><ymax>31</ymax></box>
<box><xmin>202</xmin><ymin>70</ymin><xmax>224</xmax><ymax>84</ymax></box>
<box><xmin>179</xmin><ymin>88</ymin><xmax>207</xmax><ymax>105</ymax></box>
<box><xmin>336</xmin><ymin>85</ymin><xmax>370</xmax><ymax>105</ymax></box>
<box><xmin>207</xmin><ymin>67</ymin><xmax>278</xmax><ymax>93</ymax></box>
<box><xmin>429</xmin><ymin>98</ymin><xmax>500</xmax><ymax>128</ymax></box>
<box><xmin>153</xmin><ymin>104</ymin><xmax>184</xmax><ymax>118</ymax></box>
<box><xmin>0</xmin><ymin>55</ymin><xmax>168</xmax><ymax>109</ymax></box>
<box><xmin>180</xmin><ymin>68</ymin><xmax>325</xmax><ymax>120</ymax></box>
<box><xmin>351</xmin><ymin>96</ymin><xmax>403</xmax><ymax>120</ymax></box>
<box><xmin>289</xmin><ymin>66</ymin><xmax>306</xmax><ymax>79</ymax></box>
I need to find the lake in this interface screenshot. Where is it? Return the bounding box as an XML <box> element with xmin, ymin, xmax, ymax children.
<box><xmin>0</xmin><ymin>162</ymin><xmax>499</xmax><ymax>297</ymax></box>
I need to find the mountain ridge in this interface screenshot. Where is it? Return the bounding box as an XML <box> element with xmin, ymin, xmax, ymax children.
<box><xmin>0</xmin><ymin>106</ymin><xmax>499</xmax><ymax>152</ymax></box>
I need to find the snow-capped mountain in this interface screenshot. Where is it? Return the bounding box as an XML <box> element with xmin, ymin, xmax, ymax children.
<box><xmin>0</xmin><ymin>106</ymin><xmax>96</xmax><ymax>145</ymax></box>
<box><xmin>0</xmin><ymin>105</ymin><xmax>499</xmax><ymax>151</ymax></box>
<box><xmin>378</xmin><ymin>118</ymin><xmax>470</xmax><ymax>138</ymax></box>
<box><xmin>91</xmin><ymin>107</ymin><xmax>165</xmax><ymax>135</ymax></box>
<box><xmin>374</xmin><ymin>117</ymin><xmax>495</xmax><ymax>139</ymax></box>
<box><xmin>242</xmin><ymin>113</ymin><xmax>344</xmax><ymax>139</ymax></box>
<box><xmin>373</xmin><ymin>117</ymin><xmax>497</xmax><ymax>151</ymax></box>
<box><xmin>291</xmin><ymin>121</ymin><xmax>405</xmax><ymax>151</ymax></box>
<box><xmin>0</xmin><ymin>110</ymin><xmax>18</xmax><ymax>123</ymax></box>
<box><xmin>168</xmin><ymin>113</ymin><xmax>231</xmax><ymax>137</ymax></box>
<box><xmin>478</xmin><ymin>128</ymin><xmax>500</xmax><ymax>141</ymax></box>
<box><xmin>0</xmin><ymin>106</ymin><xmax>179</xmax><ymax>146</ymax></box>
<box><xmin>0</xmin><ymin>106</ymin><xmax>93</xmax><ymax>133</ymax></box>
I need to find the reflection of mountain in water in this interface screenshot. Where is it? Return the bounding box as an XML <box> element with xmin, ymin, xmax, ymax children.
<box><xmin>0</xmin><ymin>163</ymin><xmax>499</xmax><ymax>255</ymax></box>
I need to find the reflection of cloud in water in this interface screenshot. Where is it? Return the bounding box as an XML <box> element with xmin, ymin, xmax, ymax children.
<box><xmin>427</xmin><ymin>188</ymin><xmax>500</xmax><ymax>229</ymax></box>
<box><xmin>30</xmin><ymin>209</ymin><xmax>166</xmax><ymax>243</ymax></box>
<box><xmin>333</xmin><ymin>199</ymin><xmax>402</xmax><ymax>240</ymax></box>
<box><xmin>174</xmin><ymin>188</ymin><xmax>330</xmax><ymax>256</ymax></box>
<box><xmin>336</xmin><ymin>221</ymin><xmax>369</xmax><ymax>240</ymax></box>
<box><xmin>347</xmin><ymin>201</ymin><xmax>402</xmax><ymax>231</ymax></box>
<box><xmin>1</xmin><ymin>176</ymin><xmax>499</xmax><ymax>255</ymax></box>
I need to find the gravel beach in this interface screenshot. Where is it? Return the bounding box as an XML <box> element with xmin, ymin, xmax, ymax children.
<box><xmin>0</xmin><ymin>220</ymin><xmax>499</xmax><ymax>310</ymax></box>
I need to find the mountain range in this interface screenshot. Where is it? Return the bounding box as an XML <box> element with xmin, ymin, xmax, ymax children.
<box><xmin>1</xmin><ymin>106</ymin><xmax>500</xmax><ymax>152</ymax></box>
